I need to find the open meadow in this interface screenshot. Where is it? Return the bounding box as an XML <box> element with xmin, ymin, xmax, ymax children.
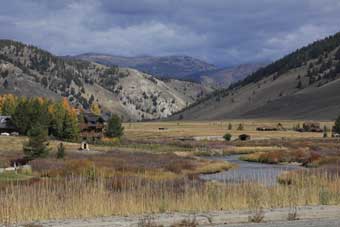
<box><xmin>123</xmin><ymin>120</ymin><xmax>334</xmax><ymax>140</ymax></box>
<box><xmin>0</xmin><ymin>120</ymin><xmax>340</xmax><ymax>225</ymax></box>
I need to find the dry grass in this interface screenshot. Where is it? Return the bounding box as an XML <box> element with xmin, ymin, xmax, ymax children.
<box><xmin>0</xmin><ymin>170</ymin><xmax>340</xmax><ymax>224</ymax></box>
<box><xmin>239</xmin><ymin>149</ymin><xmax>314</xmax><ymax>165</ymax></box>
<box><xmin>27</xmin><ymin>150</ymin><xmax>233</xmax><ymax>181</ymax></box>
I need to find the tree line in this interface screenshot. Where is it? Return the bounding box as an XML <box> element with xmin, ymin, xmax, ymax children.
<box><xmin>0</xmin><ymin>94</ymin><xmax>79</xmax><ymax>141</ymax></box>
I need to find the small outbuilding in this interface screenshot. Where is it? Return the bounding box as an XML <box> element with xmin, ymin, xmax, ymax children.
<box><xmin>80</xmin><ymin>141</ymin><xmax>90</xmax><ymax>151</ymax></box>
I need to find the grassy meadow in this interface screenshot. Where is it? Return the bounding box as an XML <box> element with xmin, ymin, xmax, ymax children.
<box><xmin>1</xmin><ymin>119</ymin><xmax>340</xmax><ymax>224</ymax></box>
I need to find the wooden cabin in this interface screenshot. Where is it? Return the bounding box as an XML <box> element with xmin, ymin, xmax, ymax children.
<box><xmin>79</xmin><ymin>113</ymin><xmax>105</xmax><ymax>141</ymax></box>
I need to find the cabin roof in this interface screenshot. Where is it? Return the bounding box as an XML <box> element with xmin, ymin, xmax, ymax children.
<box><xmin>81</xmin><ymin>112</ymin><xmax>105</xmax><ymax>126</ymax></box>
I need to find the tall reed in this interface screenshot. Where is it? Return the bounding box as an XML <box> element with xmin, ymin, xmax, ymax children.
<box><xmin>0</xmin><ymin>170</ymin><xmax>339</xmax><ymax>224</ymax></box>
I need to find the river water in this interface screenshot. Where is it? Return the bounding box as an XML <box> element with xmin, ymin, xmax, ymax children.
<box><xmin>200</xmin><ymin>155</ymin><xmax>303</xmax><ymax>186</ymax></box>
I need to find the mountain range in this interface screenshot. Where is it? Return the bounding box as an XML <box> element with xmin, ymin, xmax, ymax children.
<box><xmin>70</xmin><ymin>53</ymin><xmax>264</xmax><ymax>89</ymax></box>
<box><xmin>173</xmin><ymin>32</ymin><xmax>340</xmax><ymax>120</ymax></box>
<box><xmin>70</xmin><ymin>53</ymin><xmax>217</xmax><ymax>79</ymax></box>
<box><xmin>3</xmin><ymin>31</ymin><xmax>340</xmax><ymax>122</ymax></box>
<box><xmin>0</xmin><ymin>40</ymin><xmax>213</xmax><ymax>121</ymax></box>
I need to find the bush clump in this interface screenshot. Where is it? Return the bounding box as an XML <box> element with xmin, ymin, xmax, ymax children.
<box><xmin>223</xmin><ymin>133</ymin><xmax>232</xmax><ymax>141</ymax></box>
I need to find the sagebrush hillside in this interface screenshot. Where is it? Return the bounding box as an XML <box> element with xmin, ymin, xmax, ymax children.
<box><xmin>0</xmin><ymin>40</ymin><xmax>212</xmax><ymax>121</ymax></box>
<box><xmin>173</xmin><ymin>32</ymin><xmax>340</xmax><ymax>120</ymax></box>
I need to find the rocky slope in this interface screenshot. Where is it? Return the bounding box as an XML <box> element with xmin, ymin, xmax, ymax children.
<box><xmin>0</xmin><ymin>40</ymin><xmax>212</xmax><ymax>121</ymax></box>
<box><xmin>173</xmin><ymin>32</ymin><xmax>340</xmax><ymax>120</ymax></box>
<box><xmin>71</xmin><ymin>53</ymin><xmax>218</xmax><ymax>79</ymax></box>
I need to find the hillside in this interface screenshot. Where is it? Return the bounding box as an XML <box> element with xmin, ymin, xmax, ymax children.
<box><xmin>173</xmin><ymin>32</ymin><xmax>340</xmax><ymax>120</ymax></box>
<box><xmin>71</xmin><ymin>53</ymin><xmax>218</xmax><ymax>79</ymax></box>
<box><xmin>0</xmin><ymin>40</ymin><xmax>212</xmax><ymax>121</ymax></box>
<box><xmin>186</xmin><ymin>63</ymin><xmax>266</xmax><ymax>89</ymax></box>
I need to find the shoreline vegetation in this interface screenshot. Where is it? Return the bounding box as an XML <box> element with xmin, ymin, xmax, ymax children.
<box><xmin>1</xmin><ymin>170</ymin><xmax>339</xmax><ymax>224</ymax></box>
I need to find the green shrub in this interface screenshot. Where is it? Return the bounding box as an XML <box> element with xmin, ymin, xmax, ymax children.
<box><xmin>23</xmin><ymin>124</ymin><xmax>50</xmax><ymax>159</ymax></box>
<box><xmin>223</xmin><ymin>133</ymin><xmax>232</xmax><ymax>141</ymax></box>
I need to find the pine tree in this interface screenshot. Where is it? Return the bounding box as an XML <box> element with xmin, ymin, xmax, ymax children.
<box><xmin>62</xmin><ymin>112</ymin><xmax>79</xmax><ymax>141</ymax></box>
<box><xmin>323</xmin><ymin>126</ymin><xmax>328</xmax><ymax>138</ymax></box>
<box><xmin>228</xmin><ymin>123</ymin><xmax>233</xmax><ymax>130</ymax></box>
<box><xmin>56</xmin><ymin>143</ymin><xmax>65</xmax><ymax>159</ymax></box>
<box><xmin>23</xmin><ymin>124</ymin><xmax>50</xmax><ymax>159</ymax></box>
<box><xmin>334</xmin><ymin>116</ymin><xmax>340</xmax><ymax>134</ymax></box>
<box><xmin>106</xmin><ymin>115</ymin><xmax>124</xmax><ymax>138</ymax></box>
<box><xmin>12</xmin><ymin>98</ymin><xmax>30</xmax><ymax>134</ymax></box>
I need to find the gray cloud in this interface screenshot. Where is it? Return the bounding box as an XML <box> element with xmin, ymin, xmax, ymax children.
<box><xmin>0</xmin><ymin>0</ymin><xmax>340</xmax><ymax>66</ymax></box>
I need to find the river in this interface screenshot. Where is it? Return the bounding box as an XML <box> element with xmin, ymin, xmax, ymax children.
<box><xmin>200</xmin><ymin>155</ymin><xmax>303</xmax><ymax>185</ymax></box>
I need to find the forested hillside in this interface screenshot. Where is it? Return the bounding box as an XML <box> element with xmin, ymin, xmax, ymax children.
<box><xmin>173</xmin><ymin>32</ymin><xmax>340</xmax><ymax>120</ymax></box>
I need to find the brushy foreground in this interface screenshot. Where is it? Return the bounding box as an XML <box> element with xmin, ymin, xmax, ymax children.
<box><xmin>1</xmin><ymin>170</ymin><xmax>340</xmax><ymax>224</ymax></box>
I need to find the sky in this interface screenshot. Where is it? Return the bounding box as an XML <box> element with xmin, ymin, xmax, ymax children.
<box><xmin>1</xmin><ymin>0</ymin><xmax>340</xmax><ymax>67</ymax></box>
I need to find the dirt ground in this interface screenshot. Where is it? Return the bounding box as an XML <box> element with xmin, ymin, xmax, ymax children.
<box><xmin>21</xmin><ymin>205</ymin><xmax>340</xmax><ymax>227</ymax></box>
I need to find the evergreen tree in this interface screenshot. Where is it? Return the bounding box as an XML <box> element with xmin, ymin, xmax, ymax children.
<box><xmin>223</xmin><ymin>133</ymin><xmax>232</xmax><ymax>141</ymax></box>
<box><xmin>12</xmin><ymin>98</ymin><xmax>30</xmax><ymax>134</ymax></box>
<box><xmin>62</xmin><ymin>112</ymin><xmax>79</xmax><ymax>141</ymax></box>
<box><xmin>23</xmin><ymin>124</ymin><xmax>50</xmax><ymax>159</ymax></box>
<box><xmin>237</xmin><ymin>123</ymin><xmax>244</xmax><ymax>131</ymax></box>
<box><xmin>106</xmin><ymin>114</ymin><xmax>124</xmax><ymax>138</ymax></box>
<box><xmin>323</xmin><ymin>126</ymin><xmax>328</xmax><ymax>138</ymax></box>
<box><xmin>228</xmin><ymin>123</ymin><xmax>233</xmax><ymax>130</ymax></box>
<box><xmin>334</xmin><ymin>116</ymin><xmax>340</xmax><ymax>134</ymax></box>
<box><xmin>56</xmin><ymin>143</ymin><xmax>65</xmax><ymax>159</ymax></box>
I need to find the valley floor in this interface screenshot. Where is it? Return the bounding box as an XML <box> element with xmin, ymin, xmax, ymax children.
<box><xmin>1</xmin><ymin>120</ymin><xmax>340</xmax><ymax>225</ymax></box>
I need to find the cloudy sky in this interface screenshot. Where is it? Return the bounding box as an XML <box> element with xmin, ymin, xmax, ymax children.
<box><xmin>1</xmin><ymin>0</ymin><xmax>340</xmax><ymax>66</ymax></box>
